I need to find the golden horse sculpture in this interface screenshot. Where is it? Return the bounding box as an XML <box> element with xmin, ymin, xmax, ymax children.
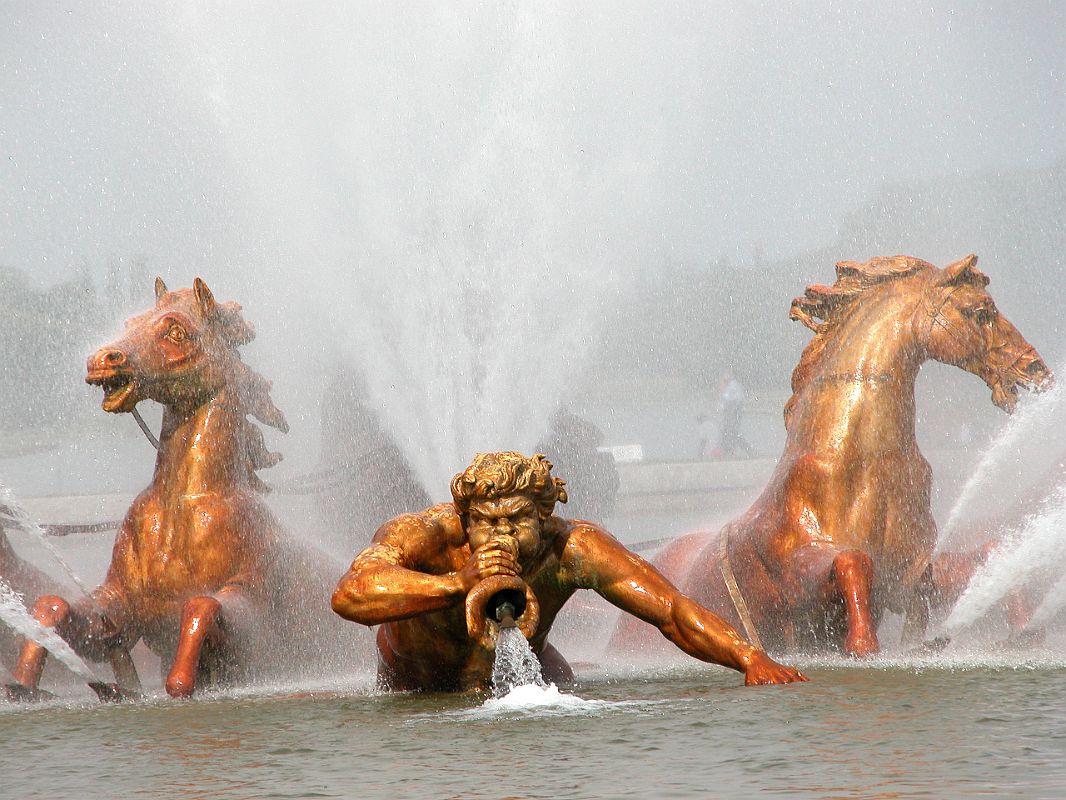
<box><xmin>10</xmin><ymin>278</ymin><xmax>292</xmax><ymax>699</ymax></box>
<box><xmin>616</xmin><ymin>255</ymin><xmax>1052</xmax><ymax>657</ymax></box>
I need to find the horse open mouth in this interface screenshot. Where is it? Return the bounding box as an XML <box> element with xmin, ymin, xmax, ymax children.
<box><xmin>87</xmin><ymin>371</ymin><xmax>140</xmax><ymax>413</ymax></box>
<box><xmin>991</xmin><ymin>358</ymin><xmax>1054</xmax><ymax>413</ymax></box>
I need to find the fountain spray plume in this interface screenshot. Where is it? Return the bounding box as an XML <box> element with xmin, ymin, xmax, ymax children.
<box><xmin>0</xmin><ymin>482</ymin><xmax>94</xmax><ymax>601</ymax></box>
<box><xmin>940</xmin><ymin>364</ymin><xmax>1066</xmax><ymax>551</ymax></box>
<box><xmin>0</xmin><ymin>579</ymin><xmax>99</xmax><ymax>688</ymax></box>
<box><xmin>178</xmin><ymin>5</ymin><xmax>635</xmax><ymax>495</ymax></box>
<box><xmin>942</xmin><ymin>484</ymin><xmax>1066</xmax><ymax>638</ymax></box>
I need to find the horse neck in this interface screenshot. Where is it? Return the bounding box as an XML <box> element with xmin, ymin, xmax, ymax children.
<box><xmin>790</xmin><ymin>300</ymin><xmax>926</xmax><ymax>450</ymax></box>
<box><xmin>151</xmin><ymin>389</ymin><xmax>247</xmax><ymax>497</ymax></box>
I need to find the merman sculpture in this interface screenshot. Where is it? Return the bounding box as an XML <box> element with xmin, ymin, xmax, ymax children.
<box><xmin>10</xmin><ymin>278</ymin><xmax>291</xmax><ymax>699</ymax></box>
<box><xmin>614</xmin><ymin>255</ymin><xmax>1052</xmax><ymax>657</ymax></box>
<box><xmin>331</xmin><ymin>450</ymin><xmax>806</xmax><ymax>691</ymax></box>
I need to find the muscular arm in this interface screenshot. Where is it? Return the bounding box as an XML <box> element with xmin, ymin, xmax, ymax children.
<box><xmin>331</xmin><ymin>510</ymin><xmax>522</xmax><ymax>626</ymax></box>
<box><xmin>331</xmin><ymin>515</ymin><xmax>467</xmax><ymax>625</ymax></box>
<box><xmin>562</xmin><ymin>523</ymin><xmax>805</xmax><ymax>684</ymax></box>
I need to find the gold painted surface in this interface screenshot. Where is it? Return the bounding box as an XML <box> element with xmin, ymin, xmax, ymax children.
<box><xmin>333</xmin><ymin>451</ymin><xmax>805</xmax><ymax>691</ymax></box>
<box><xmin>11</xmin><ymin>278</ymin><xmax>289</xmax><ymax>698</ymax></box>
<box><xmin>649</xmin><ymin>255</ymin><xmax>1052</xmax><ymax>656</ymax></box>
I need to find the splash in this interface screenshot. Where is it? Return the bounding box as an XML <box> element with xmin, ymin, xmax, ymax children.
<box><xmin>0</xmin><ymin>579</ymin><xmax>99</xmax><ymax>683</ymax></box>
<box><xmin>943</xmin><ymin>485</ymin><xmax>1066</xmax><ymax>635</ymax></box>
<box><xmin>482</xmin><ymin>682</ymin><xmax>614</xmax><ymax>715</ymax></box>
<box><xmin>491</xmin><ymin>626</ymin><xmax>546</xmax><ymax>696</ymax></box>
<box><xmin>939</xmin><ymin>373</ymin><xmax>1066</xmax><ymax>551</ymax></box>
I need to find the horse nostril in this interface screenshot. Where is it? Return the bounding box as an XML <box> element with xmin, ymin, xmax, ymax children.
<box><xmin>1026</xmin><ymin>359</ymin><xmax>1047</xmax><ymax>376</ymax></box>
<box><xmin>103</xmin><ymin>350</ymin><xmax>126</xmax><ymax>366</ymax></box>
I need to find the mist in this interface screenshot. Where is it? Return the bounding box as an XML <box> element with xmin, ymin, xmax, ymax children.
<box><xmin>2</xmin><ymin>1</ymin><xmax>1065</xmax><ymax>512</ymax></box>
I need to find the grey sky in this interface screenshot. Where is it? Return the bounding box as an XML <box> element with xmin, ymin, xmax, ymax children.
<box><xmin>2</xmin><ymin>2</ymin><xmax>1064</xmax><ymax>286</ymax></box>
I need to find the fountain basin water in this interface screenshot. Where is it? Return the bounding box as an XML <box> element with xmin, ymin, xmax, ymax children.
<box><xmin>5</xmin><ymin>665</ymin><xmax>1066</xmax><ymax>798</ymax></box>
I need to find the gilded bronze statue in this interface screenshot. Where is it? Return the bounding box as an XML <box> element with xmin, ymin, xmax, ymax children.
<box><xmin>10</xmin><ymin>278</ymin><xmax>292</xmax><ymax>699</ymax></box>
<box><xmin>614</xmin><ymin>255</ymin><xmax>1052</xmax><ymax>657</ymax></box>
<box><xmin>331</xmin><ymin>451</ymin><xmax>806</xmax><ymax>691</ymax></box>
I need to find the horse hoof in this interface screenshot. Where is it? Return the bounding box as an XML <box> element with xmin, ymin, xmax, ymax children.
<box><xmin>165</xmin><ymin>675</ymin><xmax>195</xmax><ymax>699</ymax></box>
<box><xmin>3</xmin><ymin>683</ymin><xmax>55</xmax><ymax>703</ymax></box>
<box><xmin>1002</xmin><ymin>628</ymin><xmax>1045</xmax><ymax>650</ymax></box>
<box><xmin>88</xmin><ymin>681</ymin><xmax>141</xmax><ymax>703</ymax></box>
<box><xmin>921</xmin><ymin>636</ymin><xmax>951</xmax><ymax>654</ymax></box>
<box><xmin>845</xmin><ymin>637</ymin><xmax>879</xmax><ymax>658</ymax></box>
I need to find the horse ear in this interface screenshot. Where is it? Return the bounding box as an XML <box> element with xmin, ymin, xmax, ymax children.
<box><xmin>193</xmin><ymin>277</ymin><xmax>218</xmax><ymax>318</ymax></box>
<box><xmin>154</xmin><ymin>277</ymin><xmax>168</xmax><ymax>303</ymax></box>
<box><xmin>938</xmin><ymin>254</ymin><xmax>988</xmax><ymax>287</ymax></box>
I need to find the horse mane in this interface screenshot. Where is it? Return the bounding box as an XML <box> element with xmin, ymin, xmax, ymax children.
<box><xmin>212</xmin><ymin>304</ymin><xmax>289</xmax><ymax>493</ymax></box>
<box><xmin>783</xmin><ymin>256</ymin><xmax>936</xmax><ymax>426</ymax></box>
<box><xmin>160</xmin><ymin>282</ymin><xmax>290</xmax><ymax>493</ymax></box>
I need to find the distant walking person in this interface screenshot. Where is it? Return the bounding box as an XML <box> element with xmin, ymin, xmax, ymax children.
<box><xmin>710</xmin><ymin>370</ymin><xmax>754</xmax><ymax>458</ymax></box>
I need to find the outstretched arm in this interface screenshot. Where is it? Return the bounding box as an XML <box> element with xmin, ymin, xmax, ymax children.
<box><xmin>331</xmin><ymin>514</ymin><xmax>519</xmax><ymax>626</ymax></box>
<box><xmin>562</xmin><ymin>523</ymin><xmax>806</xmax><ymax>685</ymax></box>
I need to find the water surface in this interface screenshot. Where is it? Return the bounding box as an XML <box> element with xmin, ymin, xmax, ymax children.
<box><xmin>2</xmin><ymin>662</ymin><xmax>1063</xmax><ymax>799</ymax></box>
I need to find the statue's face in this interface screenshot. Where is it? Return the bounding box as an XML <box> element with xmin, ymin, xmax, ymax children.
<box><xmin>465</xmin><ymin>494</ymin><xmax>544</xmax><ymax>562</ymax></box>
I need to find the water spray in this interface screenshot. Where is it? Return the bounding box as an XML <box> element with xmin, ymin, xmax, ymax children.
<box><xmin>0</xmin><ymin>482</ymin><xmax>94</xmax><ymax>601</ymax></box>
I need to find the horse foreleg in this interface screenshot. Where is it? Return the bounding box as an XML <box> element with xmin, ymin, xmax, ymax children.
<box><xmin>165</xmin><ymin>595</ymin><xmax>223</xmax><ymax>698</ymax></box>
<box><xmin>928</xmin><ymin>547</ymin><xmax>991</xmax><ymax>609</ymax></box>
<box><xmin>12</xmin><ymin>595</ymin><xmax>74</xmax><ymax>692</ymax></box>
<box><xmin>791</xmin><ymin>546</ymin><xmax>878</xmax><ymax>656</ymax></box>
<box><xmin>831</xmin><ymin>551</ymin><xmax>878</xmax><ymax>657</ymax></box>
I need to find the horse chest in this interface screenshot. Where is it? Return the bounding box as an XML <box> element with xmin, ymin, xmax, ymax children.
<box><xmin>123</xmin><ymin>507</ymin><xmax>242</xmax><ymax>594</ymax></box>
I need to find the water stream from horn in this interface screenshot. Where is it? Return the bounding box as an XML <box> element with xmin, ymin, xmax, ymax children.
<box><xmin>491</xmin><ymin>627</ymin><xmax>547</xmax><ymax>697</ymax></box>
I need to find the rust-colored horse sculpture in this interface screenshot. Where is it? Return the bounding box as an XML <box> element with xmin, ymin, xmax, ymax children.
<box><xmin>622</xmin><ymin>255</ymin><xmax>1051</xmax><ymax>657</ymax></box>
<box><xmin>11</xmin><ymin>278</ymin><xmax>291</xmax><ymax>698</ymax></box>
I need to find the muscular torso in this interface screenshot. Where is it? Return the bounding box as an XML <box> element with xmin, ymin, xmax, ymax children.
<box><xmin>374</xmin><ymin>506</ymin><xmax>581</xmax><ymax>691</ymax></box>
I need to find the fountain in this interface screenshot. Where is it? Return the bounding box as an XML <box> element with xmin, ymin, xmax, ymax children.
<box><xmin>936</xmin><ymin>373</ymin><xmax>1066</xmax><ymax>641</ymax></box>
<box><xmin>3</xmin><ymin>4</ymin><xmax>1066</xmax><ymax>798</ymax></box>
<box><xmin>0</xmin><ymin>485</ymin><xmax>94</xmax><ymax>601</ymax></box>
<box><xmin>491</xmin><ymin>624</ymin><xmax>548</xmax><ymax>697</ymax></box>
<box><xmin>0</xmin><ymin>579</ymin><xmax>98</xmax><ymax>693</ymax></box>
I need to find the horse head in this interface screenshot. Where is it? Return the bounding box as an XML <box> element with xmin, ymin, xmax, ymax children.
<box><xmin>87</xmin><ymin>277</ymin><xmax>256</xmax><ymax>414</ymax></box>
<box><xmin>921</xmin><ymin>255</ymin><xmax>1052</xmax><ymax>412</ymax></box>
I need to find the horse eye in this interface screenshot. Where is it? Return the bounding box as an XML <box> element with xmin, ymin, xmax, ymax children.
<box><xmin>166</xmin><ymin>325</ymin><xmax>186</xmax><ymax>342</ymax></box>
<box><xmin>973</xmin><ymin>307</ymin><xmax>996</xmax><ymax>326</ymax></box>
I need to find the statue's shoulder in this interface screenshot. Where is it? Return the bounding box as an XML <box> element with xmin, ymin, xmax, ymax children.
<box><xmin>548</xmin><ymin>514</ymin><xmax>609</xmax><ymax>550</ymax></box>
<box><xmin>554</xmin><ymin>514</ymin><xmax>609</xmax><ymax>534</ymax></box>
<box><xmin>379</xmin><ymin>503</ymin><xmax>453</xmax><ymax>533</ymax></box>
<box><xmin>387</xmin><ymin>502</ymin><xmax>464</xmax><ymax>544</ymax></box>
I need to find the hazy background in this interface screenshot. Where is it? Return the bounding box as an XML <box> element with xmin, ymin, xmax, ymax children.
<box><xmin>2</xmin><ymin>1</ymin><xmax>1064</xmax><ymax>512</ymax></box>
